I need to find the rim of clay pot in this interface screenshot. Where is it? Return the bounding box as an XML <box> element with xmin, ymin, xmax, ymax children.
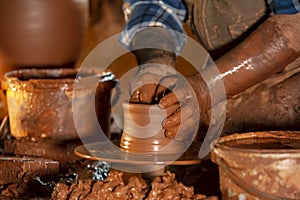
<box><xmin>213</xmin><ymin>131</ymin><xmax>300</xmax><ymax>153</ymax></box>
<box><xmin>211</xmin><ymin>131</ymin><xmax>300</xmax><ymax>168</ymax></box>
<box><xmin>211</xmin><ymin>131</ymin><xmax>300</xmax><ymax>200</ymax></box>
<box><xmin>2</xmin><ymin>68</ymin><xmax>116</xmax><ymax>92</ymax></box>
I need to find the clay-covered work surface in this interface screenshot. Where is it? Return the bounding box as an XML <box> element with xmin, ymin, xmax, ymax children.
<box><xmin>4</xmin><ymin>137</ymin><xmax>83</xmax><ymax>168</ymax></box>
<box><xmin>0</xmin><ymin>155</ymin><xmax>217</xmax><ymax>199</ymax></box>
<box><xmin>0</xmin><ymin>156</ymin><xmax>59</xmax><ymax>198</ymax></box>
<box><xmin>52</xmin><ymin>170</ymin><xmax>218</xmax><ymax>200</ymax></box>
<box><xmin>0</xmin><ymin>154</ymin><xmax>110</xmax><ymax>199</ymax></box>
<box><xmin>0</xmin><ymin>135</ymin><xmax>219</xmax><ymax>199</ymax></box>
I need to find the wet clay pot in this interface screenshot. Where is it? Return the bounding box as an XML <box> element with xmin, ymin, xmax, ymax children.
<box><xmin>2</xmin><ymin>68</ymin><xmax>116</xmax><ymax>141</ymax></box>
<box><xmin>0</xmin><ymin>0</ymin><xmax>88</xmax><ymax>78</ymax></box>
<box><xmin>120</xmin><ymin>102</ymin><xmax>185</xmax><ymax>153</ymax></box>
<box><xmin>211</xmin><ymin>131</ymin><xmax>300</xmax><ymax>200</ymax></box>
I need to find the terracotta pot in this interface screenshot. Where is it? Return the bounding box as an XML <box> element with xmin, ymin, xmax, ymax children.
<box><xmin>0</xmin><ymin>0</ymin><xmax>88</xmax><ymax>78</ymax></box>
<box><xmin>2</xmin><ymin>68</ymin><xmax>116</xmax><ymax>141</ymax></box>
<box><xmin>211</xmin><ymin>131</ymin><xmax>300</xmax><ymax>200</ymax></box>
<box><xmin>121</xmin><ymin>102</ymin><xmax>185</xmax><ymax>153</ymax></box>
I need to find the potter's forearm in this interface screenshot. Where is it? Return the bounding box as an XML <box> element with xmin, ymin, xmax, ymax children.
<box><xmin>215</xmin><ymin>13</ymin><xmax>300</xmax><ymax>98</ymax></box>
<box><xmin>131</xmin><ymin>28</ymin><xmax>177</xmax><ymax>67</ymax></box>
<box><xmin>133</xmin><ymin>48</ymin><xmax>176</xmax><ymax>68</ymax></box>
<box><xmin>188</xmin><ymin>13</ymin><xmax>300</xmax><ymax>112</ymax></box>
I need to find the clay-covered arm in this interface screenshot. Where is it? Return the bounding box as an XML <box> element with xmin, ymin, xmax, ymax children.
<box><xmin>160</xmin><ymin>13</ymin><xmax>300</xmax><ymax>139</ymax></box>
<box><xmin>216</xmin><ymin>13</ymin><xmax>300</xmax><ymax>98</ymax></box>
<box><xmin>189</xmin><ymin>13</ymin><xmax>300</xmax><ymax>111</ymax></box>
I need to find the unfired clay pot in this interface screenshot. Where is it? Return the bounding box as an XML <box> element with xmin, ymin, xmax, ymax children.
<box><xmin>2</xmin><ymin>68</ymin><xmax>116</xmax><ymax>141</ymax></box>
<box><xmin>0</xmin><ymin>0</ymin><xmax>88</xmax><ymax>78</ymax></box>
<box><xmin>121</xmin><ymin>102</ymin><xmax>185</xmax><ymax>153</ymax></box>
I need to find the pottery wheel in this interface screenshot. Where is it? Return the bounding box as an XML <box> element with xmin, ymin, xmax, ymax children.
<box><xmin>74</xmin><ymin>140</ymin><xmax>202</xmax><ymax>166</ymax></box>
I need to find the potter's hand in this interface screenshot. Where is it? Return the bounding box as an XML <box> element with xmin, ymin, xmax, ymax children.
<box><xmin>129</xmin><ymin>64</ymin><xmax>177</xmax><ymax>103</ymax></box>
<box><xmin>157</xmin><ymin>74</ymin><xmax>210</xmax><ymax>141</ymax></box>
<box><xmin>129</xmin><ymin>28</ymin><xmax>177</xmax><ymax>103</ymax></box>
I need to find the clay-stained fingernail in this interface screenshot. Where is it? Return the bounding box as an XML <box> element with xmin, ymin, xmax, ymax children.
<box><xmin>164</xmin><ymin>129</ymin><xmax>175</xmax><ymax>139</ymax></box>
<box><xmin>163</xmin><ymin>119</ymin><xmax>170</xmax><ymax>129</ymax></box>
<box><xmin>164</xmin><ymin>117</ymin><xmax>179</xmax><ymax>129</ymax></box>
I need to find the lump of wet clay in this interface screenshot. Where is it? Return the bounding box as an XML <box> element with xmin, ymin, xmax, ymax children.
<box><xmin>52</xmin><ymin>170</ymin><xmax>148</xmax><ymax>200</ymax></box>
<box><xmin>0</xmin><ymin>156</ymin><xmax>59</xmax><ymax>198</ymax></box>
<box><xmin>52</xmin><ymin>170</ymin><xmax>218</xmax><ymax>200</ymax></box>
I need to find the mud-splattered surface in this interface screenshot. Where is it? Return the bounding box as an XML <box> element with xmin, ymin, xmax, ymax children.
<box><xmin>0</xmin><ymin>135</ymin><xmax>221</xmax><ymax>199</ymax></box>
<box><xmin>52</xmin><ymin>170</ymin><xmax>218</xmax><ymax>200</ymax></box>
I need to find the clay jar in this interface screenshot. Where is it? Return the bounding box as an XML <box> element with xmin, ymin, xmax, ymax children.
<box><xmin>211</xmin><ymin>131</ymin><xmax>300</xmax><ymax>199</ymax></box>
<box><xmin>120</xmin><ymin>102</ymin><xmax>185</xmax><ymax>153</ymax></box>
<box><xmin>2</xmin><ymin>68</ymin><xmax>116</xmax><ymax>141</ymax></box>
<box><xmin>0</xmin><ymin>0</ymin><xmax>88</xmax><ymax>78</ymax></box>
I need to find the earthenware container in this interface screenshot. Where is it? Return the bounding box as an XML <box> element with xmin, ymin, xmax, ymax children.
<box><xmin>2</xmin><ymin>68</ymin><xmax>116</xmax><ymax>140</ymax></box>
<box><xmin>121</xmin><ymin>102</ymin><xmax>185</xmax><ymax>153</ymax></box>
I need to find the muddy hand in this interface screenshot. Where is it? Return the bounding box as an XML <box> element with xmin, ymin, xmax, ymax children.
<box><xmin>129</xmin><ymin>73</ymin><xmax>161</xmax><ymax>104</ymax></box>
<box><xmin>156</xmin><ymin>75</ymin><xmax>200</xmax><ymax>141</ymax></box>
<box><xmin>129</xmin><ymin>63</ymin><xmax>177</xmax><ymax>104</ymax></box>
